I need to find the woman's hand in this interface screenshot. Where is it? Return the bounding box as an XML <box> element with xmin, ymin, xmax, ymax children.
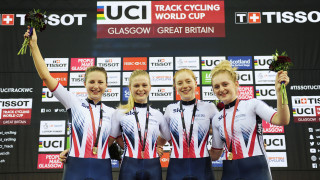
<box><xmin>156</xmin><ymin>146</ymin><xmax>164</xmax><ymax>157</ymax></box>
<box><xmin>59</xmin><ymin>149</ymin><xmax>70</xmax><ymax>163</ymax></box>
<box><xmin>275</xmin><ymin>70</ymin><xmax>290</xmax><ymax>93</ymax></box>
<box><xmin>23</xmin><ymin>26</ymin><xmax>37</xmax><ymax>48</ymax></box>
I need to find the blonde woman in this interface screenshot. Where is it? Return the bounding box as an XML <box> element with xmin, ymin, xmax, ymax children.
<box><xmin>210</xmin><ymin>60</ymin><xmax>290</xmax><ymax>180</ymax></box>
<box><xmin>109</xmin><ymin>70</ymin><xmax>170</xmax><ymax>180</ymax></box>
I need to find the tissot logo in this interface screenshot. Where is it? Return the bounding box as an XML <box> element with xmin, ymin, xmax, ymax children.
<box><xmin>69</xmin><ymin>72</ymin><xmax>85</xmax><ymax>86</ymax></box>
<box><xmin>103</xmin><ymin>88</ymin><xmax>120</xmax><ymax>101</ymax></box>
<box><xmin>236</xmin><ymin>11</ymin><xmax>320</xmax><ymax>24</ymax></box>
<box><xmin>45</xmin><ymin>58</ymin><xmax>69</xmax><ymax>71</ymax></box>
<box><xmin>149</xmin><ymin>57</ymin><xmax>174</xmax><ymax>70</ymax></box>
<box><xmin>149</xmin><ymin>87</ymin><xmax>173</xmax><ymax>101</ymax></box>
<box><xmin>97</xmin><ymin>57</ymin><xmax>121</xmax><ymax>71</ymax></box>
<box><xmin>292</xmin><ymin>96</ymin><xmax>320</xmax><ymax>105</ymax></box>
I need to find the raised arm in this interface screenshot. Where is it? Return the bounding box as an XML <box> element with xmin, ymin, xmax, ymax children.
<box><xmin>26</xmin><ymin>27</ymin><xmax>58</xmax><ymax>91</ymax></box>
<box><xmin>271</xmin><ymin>70</ymin><xmax>290</xmax><ymax>126</ymax></box>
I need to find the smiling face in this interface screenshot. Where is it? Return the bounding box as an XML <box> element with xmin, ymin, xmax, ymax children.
<box><xmin>175</xmin><ymin>71</ymin><xmax>197</xmax><ymax>101</ymax></box>
<box><xmin>84</xmin><ymin>71</ymin><xmax>107</xmax><ymax>104</ymax></box>
<box><xmin>211</xmin><ymin>72</ymin><xmax>239</xmax><ymax>105</ymax></box>
<box><xmin>129</xmin><ymin>75</ymin><xmax>151</xmax><ymax>104</ymax></box>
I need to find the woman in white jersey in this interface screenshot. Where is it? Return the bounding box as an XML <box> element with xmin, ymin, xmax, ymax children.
<box><xmin>209</xmin><ymin>60</ymin><xmax>290</xmax><ymax>180</ymax></box>
<box><xmin>158</xmin><ymin>69</ymin><xmax>219</xmax><ymax>180</ymax></box>
<box><xmin>24</xmin><ymin>28</ymin><xmax>114</xmax><ymax>180</ymax></box>
<box><xmin>109</xmin><ymin>70</ymin><xmax>171</xmax><ymax>180</ymax></box>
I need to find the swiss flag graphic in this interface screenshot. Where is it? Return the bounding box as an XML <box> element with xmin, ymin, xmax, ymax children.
<box><xmin>248</xmin><ymin>12</ymin><xmax>261</xmax><ymax>24</ymax></box>
<box><xmin>2</xmin><ymin>14</ymin><xmax>14</xmax><ymax>25</ymax></box>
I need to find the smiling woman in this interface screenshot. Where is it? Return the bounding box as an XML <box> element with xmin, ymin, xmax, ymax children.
<box><xmin>24</xmin><ymin>28</ymin><xmax>115</xmax><ymax>180</ymax></box>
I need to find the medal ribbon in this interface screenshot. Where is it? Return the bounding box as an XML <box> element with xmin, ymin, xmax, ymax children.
<box><xmin>180</xmin><ymin>99</ymin><xmax>198</xmax><ymax>150</ymax></box>
<box><xmin>223</xmin><ymin>99</ymin><xmax>239</xmax><ymax>155</ymax></box>
<box><xmin>133</xmin><ymin>105</ymin><xmax>150</xmax><ymax>153</ymax></box>
<box><xmin>88</xmin><ymin>103</ymin><xmax>103</xmax><ymax>153</ymax></box>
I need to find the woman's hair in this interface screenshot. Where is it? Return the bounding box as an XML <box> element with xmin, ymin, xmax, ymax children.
<box><xmin>210</xmin><ymin>60</ymin><xmax>238</xmax><ymax>83</ymax></box>
<box><xmin>84</xmin><ymin>66</ymin><xmax>108</xmax><ymax>83</ymax></box>
<box><xmin>173</xmin><ymin>68</ymin><xmax>197</xmax><ymax>87</ymax></box>
<box><xmin>119</xmin><ymin>70</ymin><xmax>150</xmax><ymax>113</ymax></box>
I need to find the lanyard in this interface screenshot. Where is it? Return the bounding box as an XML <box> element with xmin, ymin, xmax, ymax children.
<box><xmin>223</xmin><ymin>99</ymin><xmax>239</xmax><ymax>153</ymax></box>
<box><xmin>133</xmin><ymin>105</ymin><xmax>150</xmax><ymax>152</ymax></box>
<box><xmin>179</xmin><ymin>99</ymin><xmax>198</xmax><ymax>149</ymax></box>
<box><xmin>88</xmin><ymin>102</ymin><xmax>103</xmax><ymax>149</ymax></box>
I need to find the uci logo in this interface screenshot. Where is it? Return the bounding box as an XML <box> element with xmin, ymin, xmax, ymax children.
<box><xmin>296</xmin><ymin>107</ymin><xmax>315</xmax><ymax>115</ymax></box>
<box><xmin>259</xmin><ymin>89</ymin><xmax>275</xmax><ymax>96</ymax></box>
<box><xmin>101</xmin><ymin>2</ymin><xmax>151</xmax><ymax>24</ymax></box>
<box><xmin>264</xmin><ymin>138</ymin><xmax>283</xmax><ymax>146</ymax></box>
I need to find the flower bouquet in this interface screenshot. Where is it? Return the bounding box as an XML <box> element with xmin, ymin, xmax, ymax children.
<box><xmin>17</xmin><ymin>9</ymin><xmax>47</xmax><ymax>55</ymax></box>
<box><xmin>269</xmin><ymin>50</ymin><xmax>293</xmax><ymax>105</ymax></box>
<box><xmin>213</xmin><ymin>100</ymin><xmax>224</xmax><ymax>111</ymax></box>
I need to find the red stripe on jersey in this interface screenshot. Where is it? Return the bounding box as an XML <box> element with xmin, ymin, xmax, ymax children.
<box><xmin>102</xmin><ymin>138</ymin><xmax>109</xmax><ymax>159</ymax></box>
<box><xmin>153</xmin><ymin>143</ymin><xmax>157</xmax><ymax>158</ymax></box>
<box><xmin>145</xmin><ymin>140</ymin><xmax>150</xmax><ymax>159</ymax></box>
<box><xmin>188</xmin><ymin>138</ymin><xmax>196</xmax><ymax>158</ymax></box>
<box><xmin>138</xmin><ymin>141</ymin><xmax>143</xmax><ymax>159</ymax></box>
<box><xmin>183</xmin><ymin>132</ymin><xmax>189</xmax><ymax>158</ymax></box>
<box><xmin>84</xmin><ymin>128</ymin><xmax>96</xmax><ymax>158</ymax></box>
<box><xmin>233</xmin><ymin>137</ymin><xmax>244</xmax><ymax>160</ymax></box>
<box><xmin>51</xmin><ymin>83</ymin><xmax>60</xmax><ymax>92</ymax></box>
<box><xmin>269</xmin><ymin>112</ymin><xmax>277</xmax><ymax>124</ymax></box>
<box><xmin>71</xmin><ymin>128</ymin><xmax>79</xmax><ymax>157</ymax></box>
<box><xmin>170</xmin><ymin>134</ymin><xmax>179</xmax><ymax>158</ymax></box>
<box><xmin>124</xmin><ymin>135</ymin><xmax>133</xmax><ymax>157</ymax></box>
<box><xmin>200</xmin><ymin>132</ymin><xmax>210</xmax><ymax>157</ymax></box>
<box><xmin>248</xmin><ymin>126</ymin><xmax>258</xmax><ymax>157</ymax></box>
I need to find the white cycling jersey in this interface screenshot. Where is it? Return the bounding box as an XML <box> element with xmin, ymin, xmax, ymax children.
<box><xmin>212</xmin><ymin>98</ymin><xmax>276</xmax><ymax>160</ymax></box>
<box><xmin>52</xmin><ymin>83</ymin><xmax>114</xmax><ymax>159</ymax></box>
<box><xmin>164</xmin><ymin>99</ymin><xmax>218</xmax><ymax>158</ymax></box>
<box><xmin>110</xmin><ymin>103</ymin><xmax>170</xmax><ymax>159</ymax></box>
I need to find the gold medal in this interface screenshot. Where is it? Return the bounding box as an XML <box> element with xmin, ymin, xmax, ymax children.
<box><xmin>141</xmin><ymin>151</ymin><xmax>144</xmax><ymax>159</ymax></box>
<box><xmin>93</xmin><ymin>146</ymin><xmax>98</xmax><ymax>155</ymax></box>
<box><xmin>227</xmin><ymin>152</ymin><xmax>233</xmax><ymax>160</ymax></box>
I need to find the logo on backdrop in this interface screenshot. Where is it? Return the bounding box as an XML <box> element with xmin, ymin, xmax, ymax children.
<box><xmin>123</xmin><ymin>57</ymin><xmax>147</xmax><ymax>70</ymax></box>
<box><xmin>122</xmin><ymin>72</ymin><xmax>132</xmax><ymax>86</ymax></box>
<box><xmin>175</xmin><ymin>56</ymin><xmax>200</xmax><ymax>70</ymax></box>
<box><xmin>292</xmin><ymin>96</ymin><xmax>320</xmax><ymax>123</ymax></box>
<box><xmin>45</xmin><ymin>58</ymin><xmax>69</xmax><ymax>72</ymax></box>
<box><xmin>266</xmin><ymin>152</ymin><xmax>288</xmax><ymax>167</ymax></box>
<box><xmin>255</xmin><ymin>86</ymin><xmax>276</xmax><ymax>100</ymax></box>
<box><xmin>70</xmin><ymin>58</ymin><xmax>95</xmax><ymax>71</ymax></box>
<box><xmin>263</xmin><ymin>121</ymin><xmax>284</xmax><ymax>134</ymax></box>
<box><xmin>202</xmin><ymin>86</ymin><xmax>218</xmax><ymax>101</ymax></box>
<box><xmin>122</xmin><ymin>87</ymin><xmax>130</xmax><ymax>101</ymax></box>
<box><xmin>37</xmin><ymin>154</ymin><xmax>63</xmax><ymax>169</ymax></box>
<box><xmin>39</xmin><ymin>120</ymin><xmax>66</xmax><ymax>135</ymax></box>
<box><xmin>102</xmin><ymin>88</ymin><xmax>120</xmax><ymax>101</ymax></box>
<box><xmin>149</xmin><ymin>87</ymin><xmax>174</xmax><ymax>101</ymax></box>
<box><xmin>97</xmin><ymin>57</ymin><xmax>121</xmax><ymax>71</ymax></box>
<box><xmin>264</xmin><ymin>135</ymin><xmax>286</xmax><ymax>150</ymax></box>
<box><xmin>290</xmin><ymin>85</ymin><xmax>320</xmax><ymax>91</ymax></box>
<box><xmin>235</xmin><ymin>11</ymin><xmax>320</xmax><ymax>24</ymax></box>
<box><xmin>44</xmin><ymin>73</ymin><xmax>68</xmax><ymax>87</ymax></box>
<box><xmin>0</xmin><ymin>13</ymin><xmax>87</xmax><ymax>26</ymax></box>
<box><xmin>238</xmin><ymin>86</ymin><xmax>254</xmax><ymax>100</ymax></box>
<box><xmin>0</xmin><ymin>98</ymin><xmax>33</xmax><ymax>125</ymax></box>
<box><xmin>42</xmin><ymin>88</ymin><xmax>59</xmax><ymax>102</ymax></box>
<box><xmin>149</xmin><ymin>57</ymin><xmax>174</xmax><ymax>70</ymax></box>
<box><xmin>0</xmin><ymin>88</ymin><xmax>33</xmax><ymax>93</ymax></box>
<box><xmin>97</xmin><ymin>1</ymin><xmax>225</xmax><ymax>38</ymax></box>
<box><xmin>107</xmin><ymin>72</ymin><xmax>121</xmax><ymax>86</ymax></box>
<box><xmin>201</xmin><ymin>56</ymin><xmax>225</xmax><ymax>70</ymax></box>
<box><xmin>69</xmin><ymin>72</ymin><xmax>85</xmax><ymax>86</ymax></box>
<box><xmin>149</xmin><ymin>71</ymin><xmax>173</xmax><ymax>85</ymax></box>
<box><xmin>38</xmin><ymin>137</ymin><xmax>65</xmax><ymax>152</ymax></box>
<box><xmin>254</xmin><ymin>56</ymin><xmax>273</xmax><ymax>69</ymax></box>
<box><xmin>228</xmin><ymin>56</ymin><xmax>252</xmax><ymax>69</ymax></box>
<box><xmin>201</xmin><ymin>71</ymin><xmax>211</xmax><ymax>85</ymax></box>
<box><xmin>254</xmin><ymin>71</ymin><xmax>276</xmax><ymax>84</ymax></box>
<box><xmin>236</xmin><ymin>71</ymin><xmax>253</xmax><ymax>85</ymax></box>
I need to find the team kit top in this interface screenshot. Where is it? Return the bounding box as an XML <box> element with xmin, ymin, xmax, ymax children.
<box><xmin>212</xmin><ymin>98</ymin><xmax>276</xmax><ymax>160</ymax></box>
<box><xmin>110</xmin><ymin>103</ymin><xmax>171</xmax><ymax>159</ymax></box>
<box><xmin>52</xmin><ymin>83</ymin><xmax>115</xmax><ymax>159</ymax></box>
<box><xmin>164</xmin><ymin>99</ymin><xmax>218</xmax><ymax>158</ymax></box>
